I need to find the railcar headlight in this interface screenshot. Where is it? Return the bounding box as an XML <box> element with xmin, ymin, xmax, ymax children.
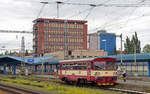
<box><xmin>113</xmin><ymin>72</ymin><xmax>117</xmax><ymax>75</ymax></box>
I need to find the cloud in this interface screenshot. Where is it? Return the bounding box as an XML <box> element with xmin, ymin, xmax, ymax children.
<box><xmin>0</xmin><ymin>0</ymin><xmax>150</xmax><ymax>50</ymax></box>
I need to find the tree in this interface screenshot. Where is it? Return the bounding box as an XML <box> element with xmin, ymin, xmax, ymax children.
<box><xmin>143</xmin><ymin>44</ymin><xmax>150</xmax><ymax>53</ymax></box>
<box><xmin>124</xmin><ymin>36</ymin><xmax>132</xmax><ymax>54</ymax></box>
<box><xmin>0</xmin><ymin>53</ymin><xmax>4</xmax><ymax>56</ymax></box>
<box><xmin>132</xmin><ymin>32</ymin><xmax>141</xmax><ymax>53</ymax></box>
<box><xmin>124</xmin><ymin>32</ymin><xmax>141</xmax><ymax>54</ymax></box>
<box><xmin>25</xmin><ymin>50</ymin><xmax>29</xmax><ymax>56</ymax></box>
<box><xmin>4</xmin><ymin>50</ymin><xmax>9</xmax><ymax>55</ymax></box>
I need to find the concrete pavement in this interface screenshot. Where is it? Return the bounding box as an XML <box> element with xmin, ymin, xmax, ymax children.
<box><xmin>34</xmin><ymin>75</ymin><xmax>150</xmax><ymax>87</ymax></box>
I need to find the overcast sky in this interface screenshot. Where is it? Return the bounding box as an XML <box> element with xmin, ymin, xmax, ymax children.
<box><xmin>0</xmin><ymin>0</ymin><xmax>150</xmax><ymax>52</ymax></box>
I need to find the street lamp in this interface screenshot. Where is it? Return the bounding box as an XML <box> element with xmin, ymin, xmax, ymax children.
<box><xmin>102</xmin><ymin>39</ymin><xmax>107</xmax><ymax>51</ymax></box>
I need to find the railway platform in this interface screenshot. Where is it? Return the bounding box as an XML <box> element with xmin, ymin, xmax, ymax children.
<box><xmin>117</xmin><ymin>79</ymin><xmax>150</xmax><ymax>87</ymax></box>
<box><xmin>35</xmin><ymin>75</ymin><xmax>150</xmax><ymax>87</ymax></box>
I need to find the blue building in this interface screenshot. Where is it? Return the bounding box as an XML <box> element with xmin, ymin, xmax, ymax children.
<box><xmin>100</xmin><ymin>33</ymin><xmax>116</xmax><ymax>55</ymax></box>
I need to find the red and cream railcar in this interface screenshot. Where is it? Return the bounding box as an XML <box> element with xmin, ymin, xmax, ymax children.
<box><xmin>58</xmin><ymin>57</ymin><xmax>117</xmax><ymax>85</ymax></box>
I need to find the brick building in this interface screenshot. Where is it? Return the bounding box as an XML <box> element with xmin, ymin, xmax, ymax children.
<box><xmin>33</xmin><ymin>18</ymin><xmax>87</xmax><ymax>56</ymax></box>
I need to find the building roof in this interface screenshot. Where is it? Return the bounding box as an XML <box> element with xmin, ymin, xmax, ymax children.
<box><xmin>31</xmin><ymin>53</ymin><xmax>150</xmax><ymax>65</ymax></box>
<box><xmin>33</xmin><ymin>18</ymin><xmax>87</xmax><ymax>24</ymax></box>
<box><xmin>1</xmin><ymin>53</ymin><xmax>150</xmax><ymax>65</ymax></box>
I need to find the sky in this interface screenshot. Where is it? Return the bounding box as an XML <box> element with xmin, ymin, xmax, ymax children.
<box><xmin>0</xmin><ymin>0</ymin><xmax>150</xmax><ymax>52</ymax></box>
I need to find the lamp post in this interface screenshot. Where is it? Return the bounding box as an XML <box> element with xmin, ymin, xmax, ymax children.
<box><xmin>102</xmin><ymin>39</ymin><xmax>106</xmax><ymax>51</ymax></box>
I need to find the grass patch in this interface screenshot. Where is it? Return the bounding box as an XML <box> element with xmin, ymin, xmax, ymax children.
<box><xmin>0</xmin><ymin>77</ymin><xmax>124</xmax><ymax>94</ymax></box>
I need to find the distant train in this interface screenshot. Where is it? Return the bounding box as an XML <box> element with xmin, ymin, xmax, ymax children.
<box><xmin>58</xmin><ymin>57</ymin><xmax>117</xmax><ymax>85</ymax></box>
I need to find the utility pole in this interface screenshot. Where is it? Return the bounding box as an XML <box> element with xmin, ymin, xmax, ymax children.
<box><xmin>134</xmin><ymin>41</ymin><xmax>137</xmax><ymax>77</ymax></box>
<box><xmin>21</xmin><ymin>36</ymin><xmax>25</xmax><ymax>75</ymax></box>
<box><xmin>56</xmin><ymin>1</ymin><xmax>63</xmax><ymax>18</ymax></box>
<box><xmin>120</xmin><ymin>34</ymin><xmax>123</xmax><ymax>73</ymax></box>
<box><xmin>64</xmin><ymin>20</ymin><xmax>68</xmax><ymax>60</ymax></box>
<box><xmin>116</xmin><ymin>34</ymin><xmax>123</xmax><ymax>74</ymax></box>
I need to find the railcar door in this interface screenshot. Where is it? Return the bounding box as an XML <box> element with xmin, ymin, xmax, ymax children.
<box><xmin>58</xmin><ymin>63</ymin><xmax>62</xmax><ymax>76</ymax></box>
<box><xmin>87</xmin><ymin>62</ymin><xmax>92</xmax><ymax>81</ymax></box>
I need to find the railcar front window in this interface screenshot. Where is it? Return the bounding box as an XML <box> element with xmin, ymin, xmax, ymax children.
<box><xmin>106</xmin><ymin>62</ymin><xmax>117</xmax><ymax>70</ymax></box>
<box><xmin>94</xmin><ymin>62</ymin><xmax>105</xmax><ymax>70</ymax></box>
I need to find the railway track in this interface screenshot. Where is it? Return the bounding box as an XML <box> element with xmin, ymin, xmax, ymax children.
<box><xmin>36</xmin><ymin>78</ymin><xmax>148</xmax><ymax>94</ymax></box>
<box><xmin>107</xmin><ymin>88</ymin><xmax>148</xmax><ymax>94</ymax></box>
<box><xmin>5</xmin><ymin>76</ymin><xmax>150</xmax><ymax>94</ymax></box>
<box><xmin>0</xmin><ymin>83</ymin><xmax>44</xmax><ymax>94</ymax></box>
<box><xmin>37</xmin><ymin>77</ymin><xmax>148</xmax><ymax>94</ymax></box>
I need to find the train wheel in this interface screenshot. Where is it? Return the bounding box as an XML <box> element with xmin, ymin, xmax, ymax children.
<box><xmin>64</xmin><ymin>78</ymin><xmax>71</xmax><ymax>84</ymax></box>
<box><xmin>71</xmin><ymin>81</ymin><xmax>76</xmax><ymax>85</ymax></box>
<box><xmin>91</xmin><ymin>82</ymin><xmax>96</xmax><ymax>86</ymax></box>
<box><xmin>77</xmin><ymin>79</ymin><xmax>86</xmax><ymax>86</ymax></box>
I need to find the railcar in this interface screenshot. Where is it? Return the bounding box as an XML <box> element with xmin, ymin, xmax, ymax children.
<box><xmin>58</xmin><ymin>57</ymin><xmax>117</xmax><ymax>85</ymax></box>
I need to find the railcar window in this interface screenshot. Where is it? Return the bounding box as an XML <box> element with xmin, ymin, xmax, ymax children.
<box><xmin>62</xmin><ymin>63</ymin><xmax>87</xmax><ymax>70</ymax></box>
<box><xmin>88</xmin><ymin>63</ymin><xmax>91</xmax><ymax>69</ymax></box>
<box><xmin>94</xmin><ymin>62</ymin><xmax>105</xmax><ymax>70</ymax></box>
<box><xmin>94</xmin><ymin>61</ymin><xmax>117</xmax><ymax>70</ymax></box>
<box><xmin>106</xmin><ymin>62</ymin><xmax>117</xmax><ymax>70</ymax></box>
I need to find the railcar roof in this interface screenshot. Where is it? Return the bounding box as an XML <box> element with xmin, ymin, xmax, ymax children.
<box><xmin>59</xmin><ymin>58</ymin><xmax>95</xmax><ymax>63</ymax></box>
<box><xmin>59</xmin><ymin>57</ymin><xmax>115</xmax><ymax>63</ymax></box>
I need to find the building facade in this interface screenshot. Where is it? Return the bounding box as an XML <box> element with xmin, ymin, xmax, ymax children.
<box><xmin>100</xmin><ymin>33</ymin><xmax>116</xmax><ymax>55</ymax></box>
<box><xmin>44</xmin><ymin>50</ymin><xmax>107</xmax><ymax>60</ymax></box>
<box><xmin>108</xmin><ymin>53</ymin><xmax>150</xmax><ymax>77</ymax></box>
<box><xmin>33</xmin><ymin>18</ymin><xmax>87</xmax><ymax>56</ymax></box>
<box><xmin>88</xmin><ymin>31</ymin><xmax>116</xmax><ymax>55</ymax></box>
<box><xmin>88</xmin><ymin>33</ymin><xmax>100</xmax><ymax>50</ymax></box>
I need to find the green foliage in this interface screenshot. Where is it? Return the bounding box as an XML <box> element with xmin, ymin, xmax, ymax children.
<box><xmin>124</xmin><ymin>32</ymin><xmax>141</xmax><ymax>54</ymax></box>
<box><xmin>4</xmin><ymin>50</ymin><xmax>9</xmax><ymax>55</ymax></box>
<box><xmin>0</xmin><ymin>53</ymin><xmax>4</xmax><ymax>56</ymax></box>
<box><xmin>25</xmin><ymin>50</ymin><xmax>29</xmax><ymax>56</ymax></box>
<box><xmin>143</xmin><ymin>44</ymin><xmax>150</xmax><ymax>53</ymax></box>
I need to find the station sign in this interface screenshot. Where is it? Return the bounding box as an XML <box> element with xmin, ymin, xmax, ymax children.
<box><xmin>27</xmin><ymin>58</ymin><xmax>34</xmax><ymax>63</ymax></box>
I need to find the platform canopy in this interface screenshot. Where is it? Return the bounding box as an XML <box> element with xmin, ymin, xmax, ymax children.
<box><xmin>0</xmin><ymin>55</ymin><xmax>54</xmax><ymax>65</ymax></box>
<box><xmin>106</xmin><ymin>53</ymin><xmax>150</xmax><ymax>62</ymax></box>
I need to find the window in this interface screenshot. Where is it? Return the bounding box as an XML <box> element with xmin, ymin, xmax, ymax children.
<box><xmin>83</xmin><ymin>56</ymin><xmax>86</xmax><ymax>58</ymax></box>
<box><xmin>94</xmin><ymin>61</ymin><xmax>105</xmax><ymax>70</ymax></box>
<box><xmin>106</xmin><ymin>62</ymin><xmax>117</xmax><ymax>70</ymax></box>
<box><xmin>88</xmin><ymin>63</ymin><xmax>90</xmax><ymax>69</ymax></box>
<box><xmin>71</xmin><ymin>56</ymin><xmax>74</xmax><ymax>59</ymax></box>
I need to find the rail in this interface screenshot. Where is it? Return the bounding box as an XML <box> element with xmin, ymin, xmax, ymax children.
<box><xmin>0</xmin><ymin>83</ymin><xmax>44</xmax><ymax>94</ymax></box>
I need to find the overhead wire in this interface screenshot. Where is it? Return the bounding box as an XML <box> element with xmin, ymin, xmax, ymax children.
<box><xmin>103</xmin><ymin>12</ymin><xmax>150</xmax><ymax>29</ymax></box>
<box><xmin>37</xmin><ymin>4</ymin><xmax>46</xmax><ymax>18</ymax></box>
<box><xmin>67</xmin><ymin>7</ymin><xmax>94</xmax><ymax>19</ymax></box>
<box><xmin>89</xmin><ymin>0</ymin><xmax>149</xmax><ymax>32</ymax></box>
<box><xmin>89</xmin><ymin>6</ymin><xmax>133</xmax><ymax>32</ymax></box>
<box><xmin>117</xmin><ymin>0</ymin><xmax>145</xmax><ymax>34</ymax></box>
<box><xmin>120</xmin><ymin>0</ymin><xmax>147</xmax><ymax>33</ymax></box>
<box><xmin>84</xmin><ymin>7</ymin><xmax>95</xmax><ymax>20</ymax></box>
<box><xmin>84</xmin><ymin>0</ymin><xmax>112</xmax><ymax>20</ymax></box>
